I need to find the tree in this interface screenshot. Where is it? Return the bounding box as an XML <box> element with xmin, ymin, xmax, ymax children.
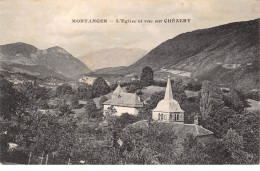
<box><xmin>126</xmin><ymin>80</ymin><xmax>143</xmax><ymax>93</ymax></box>
<box><xmin>181</xmin><ymin>102</ymin><xmax>200</xmax><ymax>124</ymax></box>
<box><xmin>140</xmin><ymin>66</ymin><xmax>154</xmax><ymax>86</ymax></box>
<box><xmin>84</xmin><ymin>99</ymin><xmax>98</xmax><ymax>118</ymax></box>
<box><xmin>147</xmin><ymin>91</ymin><xmax>165</xmax><ymax>109</ymax></box>
<box><xmin>70</xmin><ymin>94</ymin><xmax>79</xmax><ymax>108</ymax></box>
<box><xmin>92</xmin><ymin>77</ymin><xmax>110</xmax><ymax>97</ymax></box>
<box><xmin>104</xmin><ymin>106</ymin><xmax>117</xmax><ymax>118</ymax></box>
<box><xmin>56</xmin><ymin>84</ymin><xmax>72</xmax><ymax>96</ymax></box>
<box><xmin>77</xmin><ymin>83</ymin><xmax>94</xmax><ymax>100</ymax></box>
<box><xmin>186</xmin><ymin>79</ymin><xmax>202</xmax><ymax>91</ymax></box>
<box><xmin>199</xmin><ymin>80</ymin><xmax>234</xmax><ymax>137</ymax></box>
<box><xmin>99</xmin><ymin>96</ymin><xmax>108</xmax><ymax>108</ymax></box>
<box><xmin>0</xmin><ymin>78</ymin><xmax>20</xmax><ymax>119</ymax></box>
<box><xmin>223</xmin><ymin>89</ymin><xmax>244</xmax><ymax>112</ymax></box>
<box><xmin>171</xmin><ymin>78</ymin><xmax>187</xmax><ymax>105</ymax></box>
<box><xmin>178</xmin><ymin>133</ymin><xmax>210</xmax><ymax>164</ymax></box>
<box><xmin>120</xmin><ymin>122</ymin><xmax>180</xmax><ymax>164</ymax></box>
<box><xmin>217</xmin><ymin>129</ymin><xmax>254</xmax><ymax>164</ymax></box>
<box><xmin>58</xmin><ymin>101</ymin><xmax>73</xmax><ymax>116</ymax></box>
<box><xmin>138</xmin><ymin>91</ymin><xmax>164</xmax><ymax>121</ymax></box>
<box><xmin>0</xmin><ymin>78</ymin><xmax>29</xmax><ymax>123</ymax></box>
<box><xmin>199</xmin><ymin>80</ymin><xmax>224</xmax><ymax>119</ymax></box>
<box><xmin>227</xmin><ymin>110</ymin><xmax>259</xmax><ymax>160</ymax></box>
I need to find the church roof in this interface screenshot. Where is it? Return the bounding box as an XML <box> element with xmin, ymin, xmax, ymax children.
<box><xmin>103</xmin><ymin>85</ymin><xmax>143</xmax><ymax>108</ymax></box>
<box><xmin>153</xmin><ymin>99</ymin><xmax>184</xmax><ymax>112</ymax></box>
<box><xmin>165</xmin><ymin>122</ymin><xmax>213</xmax><ymax>139</ymax></box>
<box><xmin>153</xmin><ymin>76</ymin><xmax>184</xmax><ymax>113</ymax></box>
<box><xmin>122</xmin><ymin>120</ymin><xmax>213</xmax><ymax>138</ymax></box>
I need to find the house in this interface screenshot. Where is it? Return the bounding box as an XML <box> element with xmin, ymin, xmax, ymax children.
<box><xmin>152</xmin><ymin>76</ymin><xmax>184</xmax><ymax>122</ymax></box>
<box><xmin>103</xmin><ymin>84</ymin><xmax>143</xmax><ymax>116</ymax></box>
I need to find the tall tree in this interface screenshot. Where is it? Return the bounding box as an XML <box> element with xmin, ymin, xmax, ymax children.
<box><xmin>171</xmin><ymin>78</ymin><xmax>187</xmax><ymax>105</ymax></box>
<box><xmin>199</xmin><ymin>80</ymin><xmax>224</xmax><ymax>119</ymax></box>
<box><xmin>77</xmin><ymin>83</ymin><xmax>94</xmax><ymax>100</ymax></box>
<box><xmin>140</xmin><ymin>66</ymin><xmax>154</xmax><ymax>86</ymax></box>
<box><xmin>92</xmin><ymin>77</ymin><xmax>110</xmax><ymax>97</ymax></box>
<box><xmin>84</xmin><ymin>99</ymin><xmax>98</xmax><ymax>118</ymax></box>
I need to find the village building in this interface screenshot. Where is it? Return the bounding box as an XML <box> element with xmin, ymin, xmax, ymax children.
<box><xmin>150</xmin><ymin>76</ymin><xmax>214</xmax><ymax>142</ymax></box>
<box><xmin>152</xmin><ymin>76</ymin><xmax>185</xmax><ymax>122</ymax></box>
<box><xmin>103</xmin><ymin>84</ymin><xmax>143</xmax><ymax>116</ymax></box>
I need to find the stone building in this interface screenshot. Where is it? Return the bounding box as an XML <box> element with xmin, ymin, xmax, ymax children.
<box><xmin>152</xmin><ymin>76</ymin><xmax>184</xmax><ymax>122</ymax></box>
<box><xmin>150</xmin><ymin>76</ymin><xmax>214</xmax><ymax>142</ymax></box>
<box><xmin>103</xmin><ymin>84</ymin><xmax>143</xmax><ymax>116</ymax></box>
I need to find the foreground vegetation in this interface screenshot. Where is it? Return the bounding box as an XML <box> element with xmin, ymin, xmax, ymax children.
<box><xmin>0</xmin><ymin>67</ymin><xmax>259</xmax><ymax>164</ymax></box>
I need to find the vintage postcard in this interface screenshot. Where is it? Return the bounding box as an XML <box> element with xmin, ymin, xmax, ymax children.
<box><xmin>0</xmin><ymin>0</ymin><xmax>259</xmax><ymax>165</ymax></box>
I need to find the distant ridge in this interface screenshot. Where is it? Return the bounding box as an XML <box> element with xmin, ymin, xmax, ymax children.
<box><xmin>0</xmin><ymin>42</ymin><xmax>91</xmax><ymax>79</ymax></box>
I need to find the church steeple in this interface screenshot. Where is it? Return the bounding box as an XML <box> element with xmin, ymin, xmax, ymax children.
<box><xmin>164</xmin><ymin>76</ymin><xmax>173</xmax><ymax>100</ymax></box>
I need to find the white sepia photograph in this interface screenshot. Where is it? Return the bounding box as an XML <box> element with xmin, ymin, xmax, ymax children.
<box><xmin>0</xmin><ymin>0</ymin><xmax>259</xmax><ymax>166</ymax></box>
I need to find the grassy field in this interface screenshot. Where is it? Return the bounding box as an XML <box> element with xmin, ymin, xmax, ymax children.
<box><xmin>141</xmin><ymin>86</ymin><xmax>165</xmax><ymax>101</ymax></box>
<box><xmin>185</xmin><ymin>90</ymin><xmax>199</xmax><ymax>98</ymax></box>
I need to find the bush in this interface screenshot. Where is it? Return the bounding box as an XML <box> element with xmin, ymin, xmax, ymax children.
<box><xmin>99</xmin><ymin>96</ymin><xmax>108</xmax><ymax>108</ymax></box>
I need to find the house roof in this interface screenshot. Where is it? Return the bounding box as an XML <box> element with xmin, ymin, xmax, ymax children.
<box><xmin>123</xmin><ymin>120</ymin><xmax>213</xmax><ymax>139</ymax></box>
<box><xmin>113</xmin><ymin>84</ymin><xmax>123</xmax><ymax>94</ymax></box>
<box><xmin>103</xmin><ymin>85</ymin><xmax>143</xmax><ymax>108</ymax></box>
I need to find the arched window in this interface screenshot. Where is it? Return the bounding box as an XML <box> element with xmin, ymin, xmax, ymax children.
<box><xmin>169</xmin><ymin>114</ymin><xmax>173</xmax><ymax>121</ymax></box>
<box><xmin>158</xmin><ymin>113</ymin><xmax>164</xmax><ymax>120</ymax></box>
<box><xmin>161</xmin><ymin>114</ymin><xmax>164</xmax><ymax>120</ymax></box>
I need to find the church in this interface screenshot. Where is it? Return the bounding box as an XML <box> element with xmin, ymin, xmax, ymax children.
<box><xmin>152</xmin><ymin>76</ymin><xmax>184</xmax><ymax>122</ymax></box>
<box><xmin>103</xmin><ymin>84</ymin><xmax>143</xmax><ymax>116</ymax></box>
<box><xmin>151</xmin><ymin>76</ymin><xmax>214</xmax><ymax>142</ymax></box>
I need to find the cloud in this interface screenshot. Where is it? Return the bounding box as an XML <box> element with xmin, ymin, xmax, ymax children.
<box><xmin>0</xmin><ymin>0</ymin><xmax>259</xmax><ymax>57</ymax></box>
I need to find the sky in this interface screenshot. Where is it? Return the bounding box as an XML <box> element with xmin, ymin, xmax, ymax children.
<box><xmin>0</xmin><ymin>0</ymin><xmax>259</xmax><ymax>57</ymax></box>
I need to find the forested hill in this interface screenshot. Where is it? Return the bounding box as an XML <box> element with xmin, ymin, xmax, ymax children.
<box><xmin>124</xmin><ymin>18</ymin><xmax>259</xmax><ymax>90</ymax></box>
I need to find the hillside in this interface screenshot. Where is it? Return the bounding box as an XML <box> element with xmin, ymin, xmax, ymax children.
<box><xmin>0</xmin><ymin>42</ymin><xmax>91</xmax><ymax>80</ymax></box>
<box><xmin>92</xmin><ymin>66</ymin><xmax>127</xmax><ymax>74</ymax></box>
<box><xmin>79</xmin><ymin>47</ymin><xmax>147</xmax><ymax>70</ymax></box>
<box><xmin>123</xmin><ymin>18</ymin><xmax>259</xmax><ymax>90</ymax></box>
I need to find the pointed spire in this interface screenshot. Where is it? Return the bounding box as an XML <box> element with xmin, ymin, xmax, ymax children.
<box><xmin>164</xmin><ymin>75</ymin><xmax>173</xmax><ymax>100</ymax></box>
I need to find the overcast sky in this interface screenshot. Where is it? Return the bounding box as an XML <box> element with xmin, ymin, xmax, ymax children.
<box><xmin>0</xmin><ymin>0</ymin><xmax>259</xmax><ymax>57</ymax></box>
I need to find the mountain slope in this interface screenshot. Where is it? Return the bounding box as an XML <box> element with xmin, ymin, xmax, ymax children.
<box><xmin>124</xmin><ymin>18</ymin><xmax>259</xmax><ymax>89</ymax></box>
<box><xmin>79</xmin><ymin>47</ymin><xmax>147</xmax><ymax>70</ymax></box>
<box><xmin>0</xmin><ymin>42</ymin><xmax>91</xmax><ymax>79</ymax></box>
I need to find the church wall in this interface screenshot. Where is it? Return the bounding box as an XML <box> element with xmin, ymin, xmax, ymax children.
<box><xmin>152</xmin><ymin>111</ymin><xmax>185</xmax><ymax>122</ymax></box>
<box><xmin>152</xmin><ymin>111</ymin><xmax>159</xmax><ymax>120</ymax></box>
